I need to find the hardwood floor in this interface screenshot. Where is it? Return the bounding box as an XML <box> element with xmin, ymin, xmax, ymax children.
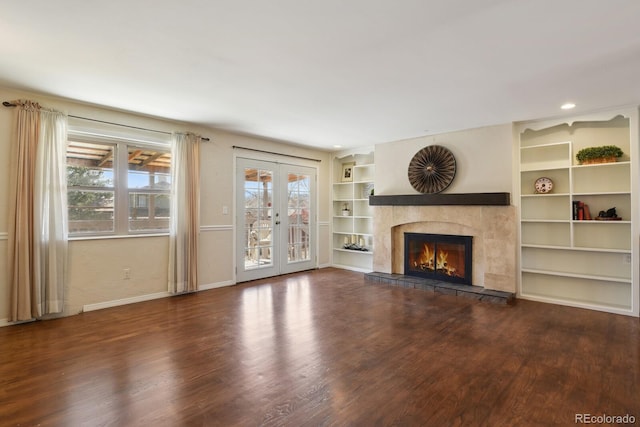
<box><xmin>1</xmin><ymin>268</ymin><xmax>639</xmax><ymax>426</ymax></box>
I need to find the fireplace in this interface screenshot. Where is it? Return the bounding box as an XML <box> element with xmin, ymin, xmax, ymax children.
<box><xmin>404</xmin><ymin>233</ymin><xmax>472</xmax><ymax>285</ymax></box>
<box><xmin>373</xmin><ymin>203</ymin><xmax>516</xmax><ymax>292</ymax></box>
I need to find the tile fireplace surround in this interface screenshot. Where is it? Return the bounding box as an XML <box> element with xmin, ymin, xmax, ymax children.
<box><xmin>372</xmin><ymin>204</ymin><xmax>517</xmax><ymax>292</ymax></box>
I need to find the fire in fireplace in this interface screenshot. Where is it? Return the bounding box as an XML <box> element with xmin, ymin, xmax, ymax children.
<box><xmin>404</xmin><ymin>233</ymin><xmax>472</xmax><ymax>285</ymax></box>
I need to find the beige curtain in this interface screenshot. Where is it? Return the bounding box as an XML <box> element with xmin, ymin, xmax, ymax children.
<box><xmin>168</xmin><ymin>132</ymin><xmax>200</xmax><ymax>293</ymax></box>
<box><xmin>8</xmin><ymin>101</ymin><xmax>40</xmax><ymax>321</ymax></box>
<box><xmin>34</xmin><ymin>109</ymin><xmax>69</xmax><ymax>315</ymax></box>
<box><xmin>8</xmin><ymin>101</ymin><xmax>68</xmax><ymax>321</ymax></box>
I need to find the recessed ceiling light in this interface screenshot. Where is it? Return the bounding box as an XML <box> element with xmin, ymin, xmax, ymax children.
<box><xmin>333</xmin><ymin>145</ymin><xmax>342</xmax><ymax>149</ymax></box>
<box><xmin>561</xmin><ymin>103</ymin><xmax>576</xmax><ymax>110</ymax></box>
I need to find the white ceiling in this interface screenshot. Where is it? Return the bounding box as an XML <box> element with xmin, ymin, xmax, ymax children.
<box><xmin>2</xmin><ymin>0</ymin><xmax>640</xmax><ymax>150</ymax></box>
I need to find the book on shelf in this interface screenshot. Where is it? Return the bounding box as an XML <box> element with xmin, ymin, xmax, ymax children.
<box><xmin>572</xmin><ymin>200</ymin><xmax>591</xmax><ymax>220</ymax></box>
<box><xmin>578</xmin><ymin>202</ymin><xmax>584</xmax><ymax>220</ymax></box>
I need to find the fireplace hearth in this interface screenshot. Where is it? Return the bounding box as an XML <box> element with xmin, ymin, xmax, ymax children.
<box><xmin>404</xmin><ymin>233</ymin><xmax>472</xmax><ymax>285</ymax></box>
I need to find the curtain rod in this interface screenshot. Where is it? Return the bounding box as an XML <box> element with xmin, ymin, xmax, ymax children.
<box><xmin>3</xmin><ymin>101</ymin><xmax>210</xmax><ymax>142</ymax></box>
<box><xmin>233</xmin><ymin>145</ymin><xmax>321</xmax><ymax>162</ymax></box>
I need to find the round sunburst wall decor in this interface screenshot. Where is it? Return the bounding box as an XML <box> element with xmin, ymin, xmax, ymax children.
<box><xmin>408</xmin><ymin>145</ymin><xmax>457</xmax><ymax>193</ymax></box>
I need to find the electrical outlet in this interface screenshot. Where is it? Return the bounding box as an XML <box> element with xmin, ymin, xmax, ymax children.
<box><xmin>623</xmin><ymin>254</ymin><xmax>631</xmax><ymax>264</ymax></box>
<box><xmin>124</xmin><ymin>268</ymin><xmax>131</xmax><ymax>279</ymax></box>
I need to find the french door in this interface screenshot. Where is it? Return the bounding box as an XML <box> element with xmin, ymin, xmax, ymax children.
<box><xmin>236</xmin><ymin>158</ymin><xmax>316</xmax><ymax>282</ymax></box>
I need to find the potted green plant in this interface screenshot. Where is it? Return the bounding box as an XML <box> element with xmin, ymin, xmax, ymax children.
<box><xmin>576</xmin><ymin>145</ymin><xmax>624</xmax><ymax>165</ymax></box>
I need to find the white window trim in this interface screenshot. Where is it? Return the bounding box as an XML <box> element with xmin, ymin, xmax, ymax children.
<box><xmin>67</xmin><ymin>126</ymin><xmax>171</xmax><ymax>237</ymax></box>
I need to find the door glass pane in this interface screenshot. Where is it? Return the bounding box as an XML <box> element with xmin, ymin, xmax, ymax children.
<box><xmin>287</xmin><ymin>173</ymin><xmax>310</xmax><ymax>263</ymax></box>
<box><xmin>244</xmin><ymin>168</ymin><xmax>274</xmax><ymax>269</ymax></box>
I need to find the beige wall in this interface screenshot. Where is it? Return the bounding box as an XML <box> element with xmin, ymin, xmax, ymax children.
<box><xmin>372</xmin><ymin>123</ymin><xmax>517</xmax><ymax>290</ymax></box>
<box><xmin>374</xmin><ymin>124</ymin><xmax>514</xmax><ymax>195</ymax></box>
<box><xmin>0</xmin><ymin>86</ymin><xmax>332</xmax><ymax>322</ymax></box>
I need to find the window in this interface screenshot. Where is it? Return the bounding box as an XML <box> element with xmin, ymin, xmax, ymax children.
<box><xmin>66</xmin><ymin>138</ymin><xmax>171</xmax><ymax>236</ymax></box>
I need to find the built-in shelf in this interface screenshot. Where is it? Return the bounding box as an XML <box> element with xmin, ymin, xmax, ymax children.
<box><xmin>518</xmin><ymin>112</ymin><xmax>638</xmax><ymax>317</ymax></box>
<box><xmin>332</xmin><ymin>151</ymin><xmax>375</xmax><ymax>272</ymax></box>
<box><xmin>521</xmin><ymin>268</ymin><xmax>631</xmax><ymax>284</ymax></box>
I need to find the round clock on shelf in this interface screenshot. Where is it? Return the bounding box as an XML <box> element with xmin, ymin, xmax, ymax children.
<box><xmin>534</xmin><ymin>177</ymin><xmax>553</xmax><ymax>194</ymax></box>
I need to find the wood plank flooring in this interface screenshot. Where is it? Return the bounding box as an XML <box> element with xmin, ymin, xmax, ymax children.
<box><xmin>1</xmin><ymin>268</ymin><xmax>639</xmax><ymax>426</ymax></box>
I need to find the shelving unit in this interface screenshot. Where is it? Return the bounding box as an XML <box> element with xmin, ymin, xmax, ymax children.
<box><xmin>332</xmin><ymin>151</ymin><xmax>374</xmax><ymax>272</ymax></box>
<box><xmin>518</xmin><ymin>112</ymin><xmax>638</xmax><ymax>316</ymax></box>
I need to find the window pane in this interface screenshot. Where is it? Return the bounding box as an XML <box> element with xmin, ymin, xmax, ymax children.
<box><xmin>66</xmin><ymin>139</ymin><xmax>173</xmax><ymax>236</ymax></box>
<box><xmin>67</xmin><ymin>141</ymin><xmax>114</xmax><ymax>168</ymax></box>
<box><xmin>129</xmin><ymin>192</ymin><xmax>170</xmax><ymax>231</ymax></box>
<box><xmin>128</xmin><ymin>149</ymin><xmax>171</xmax><ymax>174</ymax></box>
<box><xmin>67</xmin><ymin>141</ymin><xmax>115</xmax><ymax>187</ymax></box>
<box><xmin>67</xmin><ymin>166</ymin><xmax>114</xmax><ymax>187</ymax></box>
<box><xmin>128</xmin><ymin>170</ymin><xmax>171</xmax><ymax>190</ymax></box>
<box><xmin>128</xmin><ymin>148</ymin><xmax>171</xmax><ymax>192</ymax></box>
<box><xmin>68</xmin><ymin>190</ymin><xmax>114</xmax><ymax>234</ymax></box>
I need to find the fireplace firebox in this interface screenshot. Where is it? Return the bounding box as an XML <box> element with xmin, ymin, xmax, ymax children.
<box><xmin>404</xmin><ymin>233</ymin><xmax>472</xmax><ymax>285</ymax></box>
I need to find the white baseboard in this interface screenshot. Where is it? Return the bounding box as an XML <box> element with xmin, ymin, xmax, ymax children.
<box><xmin>318</xmin><ymin>263</ymin><xmax>332</xmax><ymax>269</ymax></box>
<box><xmin>4</xmin><ymin>279</ymin><xmax>250</xmax><ymax>323</ymax></box>
<box><xmin>83</xmin><ymin>291</ymin><xmax>170</xmax><ymax>312</ymax></box>
<box><xmin>199</xmin><ymin>280</ymin><xmax>235</xmax><ymax>291</ymax></box>
<box><xmin>0</xmin><ymin>318</ymin><xmax>36</xmax><ymax>328</ymax></box>
<box><xmin>83</xmin><ymin>279</ymin><xmax>236</xmax><ymax>312</ymax></box>
<box><xmin>331</xmin><ymin>264</ymin><xmax>373</xmax><ymax>273</ymax></box>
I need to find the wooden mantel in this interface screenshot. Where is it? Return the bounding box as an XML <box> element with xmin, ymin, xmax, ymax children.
<box><xmin>369</xmin><ymin>192</ymin><xmax>510</xmax><ymax>206</ymax></box>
